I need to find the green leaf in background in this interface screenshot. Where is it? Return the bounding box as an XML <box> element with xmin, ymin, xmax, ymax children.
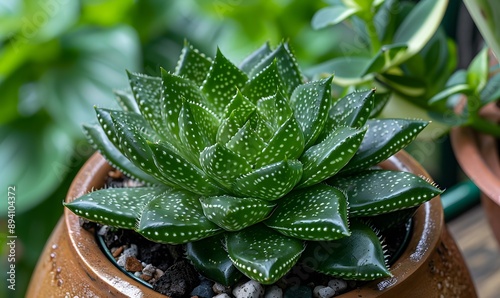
<box><xmin>464</xmin><ymin>0</ymin><xmax>500</xmax><ymax>59</ymax></box>
<box><xmin>0</xmin><ymin>116</ymin><xmax>72</xmax><ymax>213</ymax></box>
<box><xmin>312</xmin><ymin>5</ymin><xmax>358</xmax><ymax>30</ymax></box>
<box><xmin>41</xmin><ymin>26</ymin><xmax>141</xmax><ymax>137</ymax></box>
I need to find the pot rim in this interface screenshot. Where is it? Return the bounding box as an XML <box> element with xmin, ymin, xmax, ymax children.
<box><xmin>64</xmin><ymin>151</ymin><xmax>444</xmax><ymax>296</ymax></box>
<box><xmin>450</xmin><ymin>103</ymin><xmax>500</xmax><ymax>206</ymax></box>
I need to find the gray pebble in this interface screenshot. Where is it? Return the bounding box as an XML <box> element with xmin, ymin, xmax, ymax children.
<box><xmin>213</xmin><ymin>282</ymin><xmax>230</xmax><ymax>294</ymax></box>
<box><xmin>233</xmin><ymin>280</ymin><xmax>265</xmax><ymax>298</ymax></box>
<box><xmin>318</xmin><ymin>287</ymin><xmax>335</xmax><ymax>298</ymax></box>
<box><xmin>213</xmin><ymin>294</ymin><xmax>231</xmax><ymax>298</ymax></box>
<box><xmin>328</xmin><ymin>279</ymin><xmax>348</xmax><ymax>293</ymax></box>
<box><xmin>265</xmin><ymin>285</ymin><xmax>283</xmax><ymax>298</ymax></box>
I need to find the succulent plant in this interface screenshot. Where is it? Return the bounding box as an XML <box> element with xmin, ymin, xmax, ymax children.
<box><xmin>65</xmin><ymin>41</ymin><xmax>442</xmax><ymax>286</ymax></box>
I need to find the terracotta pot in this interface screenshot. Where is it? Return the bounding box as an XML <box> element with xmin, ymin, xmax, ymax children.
<box><xmin>451</xmin><ymin>103</ymin><xmax>500</xmax><ymax>245</ymax></box>
<box><xmin>27</xmin><ymin>152</ymin><xmax>477</xmax><ymax>297</ymax></box>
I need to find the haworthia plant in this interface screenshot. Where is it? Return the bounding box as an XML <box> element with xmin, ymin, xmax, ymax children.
<box><xmin>65</xmin><ymin>41</ymin><xmax>442</xmax><ymax>285</ymax></box>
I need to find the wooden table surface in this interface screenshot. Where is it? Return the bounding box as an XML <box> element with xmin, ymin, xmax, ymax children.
<box><xmin>448</xmin><ymin>204</ymin><xmax>500</xmax><ymax>298</ymax></box>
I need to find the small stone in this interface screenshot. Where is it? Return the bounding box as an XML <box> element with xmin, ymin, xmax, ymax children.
<box><xmin>317</xmin><ymin>287</ymin><xmax>335</xmax><ymax>298</ymax></box>
<box><xmin>134</xmin><ymin>272</ymin><xmax>141</xmax><ymax>277</ymax></box>
<box><xmin>213</xmin><ymin>282</ymin><xmax>230</xmax><ymax>294</ymax></box>
<box><xmin>265</xmin><ymin>285</ymin><xmax>283</xmax><ymax>298</ymax></box>
<box><xmin>97</xmin><ymin>225</ymin><xmax>110</xmax><ymax>236</ymax></box>
<box><xmin>142</xmin><ymin>264</ymin><xmax>156</xmax><ymax>276</ymax></box>
<box><xmin>284</xmin><ymin>285</ymin><xmax>312</xmax><ymax>298</ymax></box>
<box><xmin>313</xmin><ymin>286</ymin><xmax>325</xmax><ymax>298</ymax></box>
<box><xmin>213</xmin><ymin>294</ymin><xmax>231</xmax><ymax>298</ymax></box>
<box><xmin>108</xmin><ymin>169</ymin><xmax>123</xmax><ymax>179</ymax></box>
<box><xmin>141</xmin><ymin>274</ymin><xmax>153</xmax><ymax>281</ymax></box>
<box><xmin>123</xmin><ymin>244</ymin><xmax>138</xmax><ymax>257</ymax></box>
<box><xmin>154</xmin><ymin>268</ymin><xmax>164</xmax><ymax>279</ymax></box>
<box><xmin>233</xmin><ymin>280</ymin><xmax>264</xmax><ymax>298</ymax></box>
<box><xmin>328</xmin><ymin>279</ymin><xmax>348</xmax><ymax>293</ymax></box>
<box><xmin>112</xmin><ymin>245</ymin><xmax>124</xmax><ymax>258</ymax></box>
<box><xmin>125</xmin><ymin>256</ymin><xmax>143</xmax><ymax>272</ymax></box>
<box><xmin>190</xmin><ymin>279</ymin><xmax>214</xmax><ymax>298</ymax></box>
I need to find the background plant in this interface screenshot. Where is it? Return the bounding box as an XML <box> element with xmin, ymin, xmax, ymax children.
<box><xmin>66</xmin><ymin>41</ymin><xmax>442</xmax><ymax>286</ymax></box>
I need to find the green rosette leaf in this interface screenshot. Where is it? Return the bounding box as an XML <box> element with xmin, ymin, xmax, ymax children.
<box><xmin>226</xmin><ymin>225</ymin><xmax>304</xmax><ymax>284</ymax></box>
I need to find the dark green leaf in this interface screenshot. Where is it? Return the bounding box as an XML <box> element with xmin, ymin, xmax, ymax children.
<box><xmin>239</xmin><ymin>42</ymin><xmax>273</xmax><ymax>74</ymax></box>
<box><xmin>114</xmin><ymin>88</ymin><xmax>140</xmax><ymax>113</ymax></box>
<box><xmin>186</xmin><ymin>234</ymin><xmax>243</xmax><ymax>286</ymax></box>
<box><xmin>83</xmin><ymin>124</ymin><xmax>162</xmax><ymax>185</ymax></box>
<box><xmin>265</xmin><ymin>184</ymin><xmax>350</xmax><ymax>241</ymax></box>
<box><xmin>200</xmin><ymin>144</ymin><xmax>252</xmax><ymax>189</ymax></box>
<box><xmin>254</xmin><ymin>116</ymin><xmax>305</xmax><ymax>168</ymax></box>
<box><xmin>322</xmin><ymin>90</ymin><xmax>375</xmax><ymax>138</ymax></box>
<box><xmin>256</xmin><ymin>90</ymin><xmax>293</xmax><ymax>130</ymax></box>
<box><xmin>200</xmin><ymin>195</ymin><xmax>275</xmax><ymax>231</ymax></box>
<box><xmin>127</xmin><ymin>72</ymin><xmax>168</xmax><ymax>137</ymax></box>
<box><xmin>161</xmin><ymin>69</ymin><xmax>206</xmax><ymax>143</ymax></box>
<box><xmin>179</xmin><ymin>100</ymin><xmax>219</xmax><ymax>157</ymax></box>
<box><xmin>201</xmin><ymin>48</ymin><xmax>248</xmax><ymax>116</ymax></box>
<box><xmin>330</xmin><ymin>170</ymin><xmax>442</xmax><ymax>216</ymax></box>
<box><xmin>249</xmin><ymin>43</ymin><xmax>303</xmax><ymax>97</ymax></box>
<box><xmin>65</xmin><ymin>187</ymin><xmax>165</xmax><ymax>229</ymax></box>
<box><xmin>290</xmin><ymin>77</ymin><xmax>333</xmax><ymax>148</ymax></box>
<box><xmin>233</xmin><ymin>160</ymin><xmax>303</xmax><ymax>201</ymax></box>
<box><xmin>149</xmin><ymin>142</ymin><xmax>222</xmax><ymax>195</ymax></box>
<box><xmin>480</xmin><ymin>72</ymin><xmax>500</xmax><ymax>105</ymax></box>
<box><xmin>225</xmin><ymin>121</ymin><xmax>266</xmax><ymax>164</ymax></box>
<box><xmin>243</xmin><ymin>60</ymin><xmax>283</xmax><ymax>103</ymax></box>
<box><xmin>175</xmin><ymin>41</ymin><xmax>212</xmax><ymax>86</ymax></box>
<box><xmin>298</xmin><ymin>127</ymin><xmax>366</xmax><ymax>188</ymax></box>
<box><xmin>138</xmin><ymin>189</ymin><xmax>221</xmax><ymax>244</ymax></box>
<box><xmin>302</xmin><ymin>221</ymin><xmax>391</xmax><ymax>280</ymax></box>
<box><xmin>226</xmin><ymin>225</ymin><xmax>304</xmax><ymax>284</ymax></box>
<box><xmin>362</xmin><ymin>44</ymin><xmax>409</xmax><ymax>76</ymax></box>
<box><xmin>343</xmin><ymin>119</ymin><xmax>428</xmax><ymax>172</ymax></box>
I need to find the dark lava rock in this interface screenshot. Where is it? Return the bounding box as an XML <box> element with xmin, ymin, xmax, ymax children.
<box><xmin>190</xmin><ymin>278</ymin><xmax>215</xmax><ymax>298</ymax></box>
<box><xmin>153</xmin><ymin>259</ymin><xmax>199</xmax><ymax>297</ymax></box>
<box><xmin>284</xmin><ymin>285</ymin><xmax>312</xmax><ymax>298</ymax></box>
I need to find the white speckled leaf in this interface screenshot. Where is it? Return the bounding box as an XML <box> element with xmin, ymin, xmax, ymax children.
<box><xmin>298</xmin><ymin>127</ymin><xmax>366</xmax><ymax>188</ymax></box>
<box><xmin>127</xmin><ymin>72</ymin><xmax>168</xmax><ymax>137</ymax></box>
<box><xmin>243</xmin><ymin>60</ymin><xmax>283</xmax><ymax>103</ymax></box>
<box><xmin>201</xmin><ymin>48</ymin><xmax>248</xmax><ymax>116</ymax></box>
<box><xmin>138</xmin><ymin>189</ymin><xmax>222</xmax><ymax>244</ymax></box>
<box><xmin>290</xmin><ymin>77</ymin><xmax>333</xmax><ymax>148</ymax></box>
<box><xmin>114</xmin><ymin>88</ymin><xmax>140</xmax><ymax>113</ymax></box>
<box><xmin>239</xmin><ymin>42</ymin><xmax>273</xmax><ymax>74</ymax></box>
<box><xmin>200</xmin><ymin>144</ymin><xmax>253</xmax><ymax>189</ymax></box>
<box><xmin>161</xmin><ymin>69</ymin><xmax>206</xmax><ymax>143</ymax></box>
<box><xmin>222</xmin><ymin>89</ymin><xmax>256</xmax><ymax>119</ymax></box>
<box><xmin>109</xmin><ymin>111</ymin><xmax>173</xmax><ymax>185</ymax></box>
<box><xmin>200</xmin><ymin>195</ymin><xmax>275</xmax><ymax>231</ymax></box>
<box><xmin>175</xmin><ymin>41</ymin><xmax>212</xmax><ymax>86</ymax></box>
<box><xmin>83</xmin><ymin>124</ymin><xmax>162</xmax><ymax>185</ymax></box>
<box><xmin>186</xmin><ymin>234</ymin><xmax>243</xmax><ymax>286</ymax></box>
<box><xmin>226</xmin><ymin>225</ymin><xmax>304</xmax><ymax>284</ymax></box>
<box><xmin>256</xmin><ymin>90</ymin><xmax>293</xmax><ymax>130</ymax></box>
<box><xmin>149</xmin><ymin>142</ymin><xmax>222</xmax><ymax>196</ymax></box>
<box><xmin>326</xmin><ymin>89</ymin><xmax>375</xmax><ymax>131</ymax></box>
<box><xmin>265</xmin><ymin>184</ymin><xmax>350</xmax><ymax>241</ymax></box>
<box><xmin>217</xmin><ymin>105</ymin><xmax>256</xmax><ymax>145</ymax></box>
<box><xmin>302</xmin><ymin>221</ymin><xmax>391</xmax><ymax>280</ymax></box>
<box><xmin>329</xmin><ymin>170</ymin><xmax>443</xmax><ymax>216</ymax></box>
<box><xmin>254</xmin><ymin>116</ymin><xmax>305</xmax><ymax>168</ymax></box>
<box><xmin>343</xmin><ymin>119</ymin><xmax>428</xmax><ymax>172</ymax></box>
<box><xmin>65</xmin><ymin>187</ymin><xmax>166</xmax><ymax>229</ymax></box>
<box><xmin>249</xmin><ymin>43</ymin><xmax>303</xmax><ymax>97</ymax></box>
<box><xmin>226</xmin><ymin>121</ymin><xmax>266</xmax><ymax>164</ymax></box>
<box><xmin>179</xmin><ymin>100</ymin><xmax>219</xmax><ymax>158</ymax></box>
<box><xmin>233</xmin><ymin>160</ymin><xmax>303</xmax><ymax>201</ymax></box>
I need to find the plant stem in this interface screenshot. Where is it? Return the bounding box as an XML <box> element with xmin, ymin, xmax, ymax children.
<box><xmin>469</xmin><ymin>116</ymin><xmax>500</xmax><ymax>138</ymax></box>
<box><xmin>366</xmin><ymin>18</ymin><xmax>381</xmax><ymax>55</ymax></box>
